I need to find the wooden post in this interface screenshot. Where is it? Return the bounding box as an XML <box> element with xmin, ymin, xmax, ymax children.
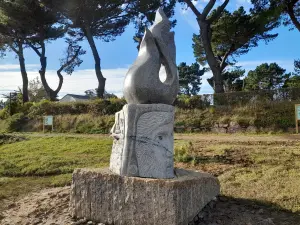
<box><xmin>296</xmin><ymin>104</ymin><xmax>300</xmax><ymax>134</ymax></box>
<box><xmin>9</xmin><ymin>92</ymin><xmax>11</xmax><ymax>116</ymax></box>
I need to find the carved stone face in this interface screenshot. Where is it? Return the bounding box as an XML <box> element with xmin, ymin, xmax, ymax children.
<box><xmin>135</xmin><ymin>112</ymin><xmax>174</xmax><ymax>178</ymax></box>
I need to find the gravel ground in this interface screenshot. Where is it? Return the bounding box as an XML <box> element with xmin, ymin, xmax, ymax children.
<box><xmin>1</xmin><ymin>187</ymin><xmax>300</xmax><ymax>225</ymax></box>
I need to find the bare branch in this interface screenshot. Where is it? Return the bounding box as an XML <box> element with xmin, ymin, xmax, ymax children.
<box><xmin>183</xmin><ymin>0</ymin><xmax>202</xmax><ymax>18</ymax></box>
<box><xmin>27</xmin><ymin>42</ymin><xmax>42</xmax><ymax>57</ymax></box>
<box><xmin>54</xmin><ymin>71</ymin><xmax>64</xmax><ymax>93</ymax></box>
<box><xmin>207</xmin><ymin>0</ymin><xmax>230</xmax><ymax>24</ymax></box>
<box><xmin>286</xmin><ymin>0</ymin><xmax>300</xmax><ymax>32</ymax></box>
<box><xmin>8</xmin><ymin>43</ymin><xmax>18</xmax><ymax>54</ymax></box>
<box><xmin>202</xmin><ymin>0</ymin><xmax>217</xmax><ymax>20</ymax></box>
<box><xmin>220</xmin><ymin>44</ymin><xmax>235</xmax><ymax>71</ymax></box>
<box><xmin>57</xmin><ymin>46</ymin><xmax>82</xmax><ymax>74</ymax></box>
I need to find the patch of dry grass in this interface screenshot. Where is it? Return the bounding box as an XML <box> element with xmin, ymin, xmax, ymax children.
<box><xmin>174</xmin><ymin>134</ymin><xmax>300</xmax><ymax>213</ymax></box>
<box><xmin>0</xmin><ymin>133</ymin><xmax>300</xmax><ymax>216</ymax></box>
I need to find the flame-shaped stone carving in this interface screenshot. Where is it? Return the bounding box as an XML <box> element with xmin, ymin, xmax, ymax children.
<box><xmin>123</xmin><ymin>8</ymin><xmax>179</xmax><ymax>105</ymax></box>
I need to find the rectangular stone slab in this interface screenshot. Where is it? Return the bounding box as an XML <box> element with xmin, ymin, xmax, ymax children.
<box><xmin>70</xmin><ymin>168</ymin><xmax>220</xmax><ymax>225</ymax></box>
<box><xmin>110</xmin><ymin>104</ymin><xmax>175</xmax><ymax>179</ymax></box>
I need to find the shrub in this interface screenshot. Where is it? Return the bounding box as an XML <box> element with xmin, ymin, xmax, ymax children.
<box><xmin>18</xmin><ymin>102</ymin><xmax>34</xmax><ymax>115</ymax></box>
<box><xmin>174</xmin><ymin>142</ymin><xmax>195</xmax><ymax>163</ymax></box>
<box><xmin>175</xmin><ymin>95</ymin><xmax>211</xmax><ymax>109</ymax></box>
<box><xmin>6</xmin><ymin>113</ymin><xmax>26</xmax><ymax>132</ymax></box>
<box><xmin>27</xmin><ymin>98</ymin><xmax>126</xmax><ymax>117</ymax></box>
<box><xmin>0</xmin><ymin>108</ymin><xmax>9</xmax><ymax>119</ymax></box>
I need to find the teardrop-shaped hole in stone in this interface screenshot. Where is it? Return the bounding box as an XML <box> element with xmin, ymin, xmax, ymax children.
<box><xmin>159</xmin><ymin>65</ymin><xmax>167</xmax><ymax>83</ymax></box>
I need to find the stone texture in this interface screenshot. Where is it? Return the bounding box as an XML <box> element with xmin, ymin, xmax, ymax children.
<box><xmin>123</xmin><ymin>8</ymin><xmax>179</xmax><ymax>105</ymax></box>
<box><xmin>70</xmin><ymin>168</ymin><xmax>220</xmax><ymax>225</ymax></box>
<box><xmin>110</xmin><ymin>104</ymin><xmax>175</xmax><ymax>179</ymax></box>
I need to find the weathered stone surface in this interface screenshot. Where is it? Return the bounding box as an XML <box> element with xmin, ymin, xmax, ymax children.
<box><xmin>123</xmin><ymin>8</ymin><xmax>179</xmax><ymax>105</ymax></box>
<box><xmin>70</xmin><ymin>168</ymin><xmax>220</xmax><ymax>225</ymax></box>
<box><xmin>110</xmin><ymin>104</ymin><xmax>175</xmax><ymax>179</ymax></box>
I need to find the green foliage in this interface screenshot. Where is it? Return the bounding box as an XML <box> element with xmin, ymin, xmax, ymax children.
<box><xmin>0</xmin><ymin>136</ymin><xmax>111</xmax><ymax>177</ymax></box>
<box><xmin>27</xmin><ymin>98</ymin><xmax>126</xmax><ymax>117</ymax></box>
<box><xmin>214</xmin><ymin>87</ymin><xmax>300</xmax><ymax>106</ymax></box>
<box><xmin>6</xmin><ymin>113</ymin><xmax>26</xmax><ymax>132</ymax></box>
<box><xmin>1</xmin><ymin>133</ymin><xmax>300</xmax><ymax>215</ymax></box>
<box><xmin>178</xmin><ymin>62</ymin><xmax>205</xmax><ymax>96</ymax></box>
<box><xmin>193</xmin><ymin>7</ymin><xmax>279</xmax><ymax>68</ymax></box>
<box><xmin>244</xmin><ymin>63</ymin><xmax>291</xmax><ymax>90</ymax></box>
<box><xmin>295</xmin><ymin>59</ymin><xmax>300</xmax><ymax>75</ymax></box>
<box><xmin>28</xmin><ymin>77</ymin><xmax>47</xmax><ymax>102</ymax></box>
<box><xmin>175</xmin><ymin>95</ymin><xmax>211</xmax><ymax>109</ymax></box>
<box><xmin>174</xmin><ymin>142</ymin><xmax>194</xmax><ymax>163</ymax></box>
<box><xmin>0</xmin><ymin>99</ymin><xmax>4</xmax><ymax>109</ymax></box>
<box><xmin>207</xmin><ymin>67</ymin><xmax>245</xmax><ymax>92</ymax></box>
<box><xmin>222</xmin><ymin>68</ymin><xmax>245</xmax><ymax>92</ymax></box>
<box><xmin>251</xmin><ymin>0</ymin><xmax>300</xmax><ymax>31</ymax></box>
<box><xmin>0</xmin><ymin>108</ymin><xmax>9</xmax><ymax>120</ymax></box>
<box><xmin>0</xmin><ymin>134</ymin><xmax>26</xmax><ymax>145</ymax></box>
<box><xmin>283</xmin><ymin>75</ymin><xmax>300</xmax><ymax>88</ymax></box>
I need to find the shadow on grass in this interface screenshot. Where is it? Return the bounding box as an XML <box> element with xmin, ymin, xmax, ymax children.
<box><xmin>194</xmin><ymin>195</ymin><xmax>300</xmax><ymax>225</ymax></box>
<box><xmin>183</xmin><ymin>148</ymin><xmax>254</xmax><ymax>169</ymax></box>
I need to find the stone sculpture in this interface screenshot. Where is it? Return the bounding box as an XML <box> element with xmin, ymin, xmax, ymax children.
<box><xmin>110</xmin><ymin>8</ymin><xmax>179</xmax><ymax>179</ymax></box>
<box><xmin>123</xmin><ymin>8</ymin><xmax>179</xmax><ymax>105</ymax></box>
<box><xmin>71</xmin><ymin>8</ymin><xmax>220</xmax><ymax>225</ymax></box>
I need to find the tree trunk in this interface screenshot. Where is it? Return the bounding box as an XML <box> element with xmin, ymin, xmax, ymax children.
<box><xmin>198</xmin><ymin>21</ymin><xmax>224</xmax><ymax>93</ymax></box>
<box><xmin>84</xmin><ymin>27</ymin><xmax>106</xmax><ymax>98</ymax></box>
<box><xmin>17</xmin><ymin>42</ymin><xmax>29</xmax><ymax>103</ymax></box>
<box><xmin>30</xmin><ymin>41</ymin><xmax>64</xmax><ymax>101</ymax></box>
<box><xmin>39</xmin><ymin>56</ymin><xmax>55</xmax><ymax>101</ymax></box>
<box><xmin>286</xmin><ymin>4</ymin><xmax>300</xmax><ymax>32</ymax></box>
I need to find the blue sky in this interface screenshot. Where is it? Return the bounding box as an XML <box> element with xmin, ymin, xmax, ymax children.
<box><xmin>0</xmin><ymin>0</ymin><xmax>300</xmax><ymax>99</ymax></box>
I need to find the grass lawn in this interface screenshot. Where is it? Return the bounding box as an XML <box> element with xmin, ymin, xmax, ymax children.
<box><xmin>0</xmin><ymin>133</ymin><xmax>300</xmax><ymax>216</ymax></box>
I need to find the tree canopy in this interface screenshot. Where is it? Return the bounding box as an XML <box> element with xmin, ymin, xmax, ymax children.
<box><xmin>251</xmin><ymin>0</ymin><xmax>300</xmax><ymax>31</ymax></box>
<box><xmin>283</xmin><ymin>60</ymin><xmax>300</xmax><ymax>88</ymax></box>
<box><xmin>193</xmin><ymin>7</ymin><xmax>279</xmax><ymax>68</ymax></box>
<box><xmin>45</xmin><ymin>0</ymin><xmax>176</xmax><ymax>98</ymax></box>
<box><xmin>244</xmin><ymin>63</ymin><xmax>291</xmax><ymax>90</ymax></box>
<box><xmin>178</xmin><ymin>62</ymin><xmax>205</xmax><ymax>96</ymax></box>
<box><xmin>180</xmin><ymin>0</ymin><xmax>279</xmax><ymax>93</ymax></box>
<box><xmin>295</xmin><ymin>59</ymin><xmax>300</xmax><ymax>75</ymax></box>
<box><xmin>0</xmin><ymin>0</ymin><xmax>37</xmax><ymax>103</ymax></box>
<box><xmin>222</xmin><ymin>68</ymin><xmax>245</xmax><ymax>92</ymax></box>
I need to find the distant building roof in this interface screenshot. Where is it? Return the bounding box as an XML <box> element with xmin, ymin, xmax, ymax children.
<box><xmin>60</xmin><ymin>94</ymin><xmax>90</xmax><ymax>102</ymax></box>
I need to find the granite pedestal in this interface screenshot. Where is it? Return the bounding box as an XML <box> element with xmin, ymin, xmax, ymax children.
<box><xmin>70</xmin><ymin>168</ymin><xmax>220</xmax><ymax>225</ymax></box>
<box><xmin>110</xmin><ymin>104</ymin><xmax>175</xmax><ymax>179</ymax></box>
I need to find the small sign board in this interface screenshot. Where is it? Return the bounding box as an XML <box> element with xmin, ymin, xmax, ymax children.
<box><xmin>296</xmin><ymin>105</ymin><xmax>300</xmax><ymax>120</ymax></box>
<box><xmin>43</xmin><ymin>116</ymin><xmax>54</xmax><ymax>132</ymax></box>
<box><xmin>296</xmin><ymin>105</ymin><xmax>300</xmax><ymax>134</ymax></box>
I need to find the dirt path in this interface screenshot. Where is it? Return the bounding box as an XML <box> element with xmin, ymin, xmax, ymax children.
<box><xmin>22</xmin><ymin>132</ymin><xmax>300</xmax><ymax>142</ymax></box>
<box><xmin>1</xmin><ymin>187</ymin><xmax>72</xmax><ymax>225</ymax></box>
<box><xmin>176</xmin><ymin>133</ymin><xmax>300</xmax><ymax>142</ymax></box>
<box><xmin>1</xmin><ymin>187</ymin><xmax>299</xmax><ymax>225</ymax></box>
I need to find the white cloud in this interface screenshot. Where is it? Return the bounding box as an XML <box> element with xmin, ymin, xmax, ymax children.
<box><xmin>192</xmin><ymin>0</ymin><xmax>198</xmax><ymax>6</ymax></box>
<box><xmin>0</xmin><ymin>67</ymin><xmax>128</xmax><ymax>100</ymax></box>
<box><xmin>200</xmin><ymin>70</ymin><xmax>214</xmax><ymax>94</ymax></box>
<box><xmin>0</xmin><ymin>59</ymin><xmax>295</xmax><ymax>101</ymax></box>
<box><xmin>236</xmin><ymin>60</ymin><xmax>294</xmax><ymax>72</ymax></box>
<box><xmin>0</xmin><ymin>64</ymin><xmax>39</xmax><ymax>70</ymax></box>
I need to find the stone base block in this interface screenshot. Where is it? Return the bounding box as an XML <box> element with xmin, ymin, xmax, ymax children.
<box><xmin>110</xmin><ymin>104</ymin><xmax>175</xmax><ymax>179</ymax></box>
<box><xmin>70</xmin><ymin>168</ymin><xmax>220</xmax><ymax>225</ymax></box>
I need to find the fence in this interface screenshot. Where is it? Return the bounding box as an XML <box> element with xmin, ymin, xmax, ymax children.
<box><xmin>176</xmin><ymin>87</ymin><xmax>300</xmax><ymax>109</ymax></box>
<box><xmin>213</xmin><ymin>88</ymin><xmax>300</xmax><ymax>106</ymax></box>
